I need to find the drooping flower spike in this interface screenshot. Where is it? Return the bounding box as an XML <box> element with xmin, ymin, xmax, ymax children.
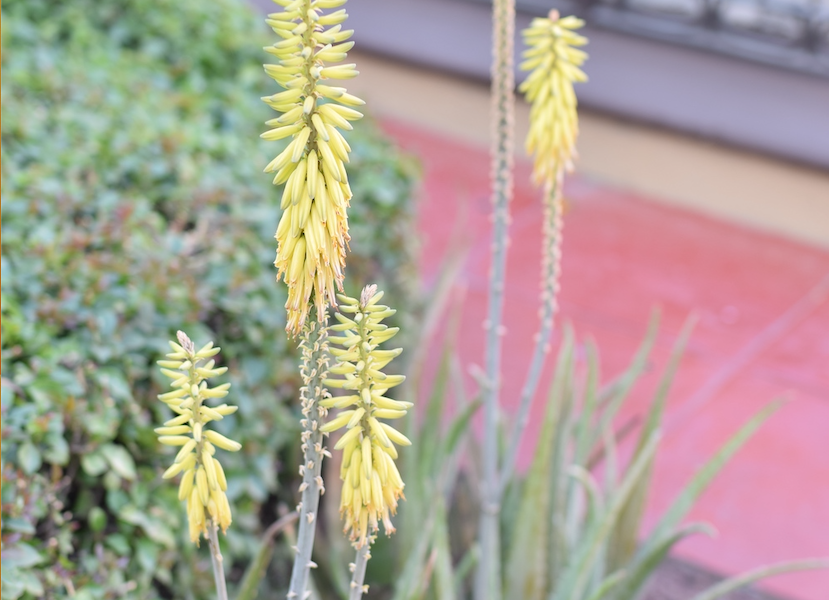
<box><xmin>520</xmin><ymin>11</ymin><xmax>588</xmax><ymax>186</ymax></box>
<box><xmin>262</xmin><ymin>0</ymin><xmax>365</xmax><ymax>335</ymax></box>
<box><xmin>155</xmin><ymin>331</ymin><xmax>241</xmax><ymax>544</ymax></box>
<box><xmin>320</xmin><ymin>285</ymin><xmax>409</xmax><ymax>548</ymax></box>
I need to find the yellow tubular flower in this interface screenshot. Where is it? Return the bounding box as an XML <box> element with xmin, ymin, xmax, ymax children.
<box><xmin>262</xmin><ymin>0</ymin><xmax>365</xmax><ymax>336</ymax></box>
<box><xmin>320</xmin><ymin>285</ymin><xmax>409</xmax><ymax>547</ymax></box>
<box><xmin>155</xmin><ymin>331</ymin><xmax>241</xmax><ymax>544</ymax></box>
<box><xmin>519</xmin><ymin>11</ymin><xmax>588</xmax><ymax>185</ymax></box>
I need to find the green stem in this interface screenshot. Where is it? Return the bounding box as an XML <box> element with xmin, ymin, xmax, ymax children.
<box><xmin>348</xmin><ymin>542</ymin><xmax>371</xmax><ymax>600</ymax></box>
<box><xmin>237</xmin><ymin>512</ymin><xmax>300</xmax><ymax>600</ymax></box>
<box><xmin>499</xmin><ymin>178</ymin><xmax>562</xmax><ymax>494</ymax></box>
<box><xmin>477</xmin><ymin>0</ymin><xmax>515</xmax><ymax>598</ymax></box>
<box><xmin>288</xmin><ymin>313</ymin><xmax>331</xmax><ymax>599</ymax></box>
<box><xmin>207</xmin><ymin>520</ymin><xmax>229</xmax><ymax>600</ymax></box>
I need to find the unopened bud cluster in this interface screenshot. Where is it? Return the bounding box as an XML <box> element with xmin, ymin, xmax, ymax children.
<box><xmin>520</xmin><ymin>12</ymin><xmax>588</xmax><ymax>184</ymax></box>
<box><xmin>155</xmin><ymin>331</ymin><xmax>241</xmax><ymax>544</ymax></box>
<box><xmin>320</xmin><ymin>285</ymin><xmax>410</xmax><ymax>547</ymax></box>
<box><xmin>262</xmin><ymin>0</ymin><xmax>365</xmax><ymax>335</ymax></box>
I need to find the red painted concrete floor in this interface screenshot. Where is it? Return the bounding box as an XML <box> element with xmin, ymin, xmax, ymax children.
<box><xmin>379</xmin><ymin>119</ymin><xmax>829</xmax><ymax>600</ymax></box>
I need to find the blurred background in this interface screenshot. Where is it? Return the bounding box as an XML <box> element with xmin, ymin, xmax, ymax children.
<box><xmin>2</xmin><ymin>0</ymin><xmax>828</xmax><ymax>599</ymax></box>
<box><xmin>304</xmin><ymin>0</ymin><xmax>829</xmax><ymax>598</ymax></box>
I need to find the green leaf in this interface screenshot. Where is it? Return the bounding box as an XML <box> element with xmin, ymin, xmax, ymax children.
<box><xmin>43</xmin><ymin>433</ymin><xmax>70</xmax><ymax>465</ymax></box>
<box><xmin>17</xmin><ymin>442</ymin><xmax>42</xmax><ymax>474</ymax></box>
<box><xmin>117</xmin><ymin>505</ymin><xmax>175</xmax><ymax>548</ymax></box>
<box><xmin>1</xmin><ymin>543</ymin><xmax>44</xmax><ymax>568</ymax></box>
<box><xmin>432</xmin><ymin>499</ymin><xmax>456</xmax><ymax>600</ymax></box>
<box><xmin>442</xmin><ymin>399</ymin><xmax>481</xmax><ymax>467</ymax></box>
<box><xmin>640</xmin><ymin>401</ymin><xmax>782</xmax><ymax>557</ymax></box>
<box><xmin>689</xmin><ymin>559</ymin><xmax>829</xmax><ymax>600</ymax></box>
<box><xmin>612</xmin><ymin>523</ymin><xmax>715</xmax><ymax>600</ymax></box>
<box><xmin>88</xmin><ymin>507</ymin><xmax>107</xmax><ymax>533</ymax></box>
<box><xmin>101</xmin><ymin>443</ymin><xmax>136</xmax><ymax>481</ymax></box>
<box><xmin>584</xmin><ymin>569</ymin><xmax>627</xmax><ymax>600</ymax></box>
<box><xmin>1</xmin><ymin>568</ymin><xmax>25</xmax><ymax>600</ymax></box>
<box><xmin>550</xmin><ymin>432</ymin><xmax>661</xmax><ymax>600</ymax></box>
<box><xmin>608</xmin><ymin>316</ymin><xmax>695</xmax><ymax>571</ymax></box>
<box><xmin>390</xmin><ymin>513</ymin><xmax>437</xmax><ymax>600</ymax></box>
<box><xmin>2</xmin><ymin>517</ymin><xmax>36</xmax><ymax>535</ymax></box>
<box><xmin>504</xmin><ymin>328</ymin><xmax>574</xmax><ymax>600</ymax></box>
<box><xmin>18</xmin><ymin>570</ymin><xmax>45</xmax><ymax>597</ymax></box>
<box><xmin>80</xmin><ymin>451</ymin><xmax>108</xmax><ymax>477</ymax></box>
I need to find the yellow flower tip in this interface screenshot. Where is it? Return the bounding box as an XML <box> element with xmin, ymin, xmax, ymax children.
<box><xmin>520</xmin><ymin>13</ymin><xmax>588</xmax><ymax>186</ymax></box>
<box><xmin>263</xmin><ymin>0</ymin><xmax>364</xmax><ymax>333</ymax></box>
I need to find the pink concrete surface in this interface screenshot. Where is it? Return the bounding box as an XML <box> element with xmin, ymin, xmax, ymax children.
<box><xmin>378</xmin><ymin>119</ymin><xmax>829</xmax><ymax>600</ymax></box>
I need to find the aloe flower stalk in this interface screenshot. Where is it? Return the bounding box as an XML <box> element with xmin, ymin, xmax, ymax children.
<box><xmin>288</xmin><ymin>313</ymin><xmax>332</xmax><ymax>599</ymax></box>
<box><xmin>500</xmin><ymin>11</ymin><xmax>588</xmax><ymax>493</ymax></box>
<box><xmin>155</xmin><ymin>331</ymin><xmax>241</xmax><ymax>600</ymax></box>
<box><xmin>320</xmin><ymin>285</ymin><xmax>409</xmax><ymax>596</ymax></box>
<box><xmin>478</xmin><ymin>0</ymin><xmax>515</xmax><ymax>598</ymax></box>
<box><xmin>262</xmin><ymin>0</ymin><xmax>365</xmax><ymax>336</ymax></box>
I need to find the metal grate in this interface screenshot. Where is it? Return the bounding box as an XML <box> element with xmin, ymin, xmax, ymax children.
<box><xmin>502</xmin><ymin>0</ymin><xmax>829</xmax><ymax>76</ymax></box>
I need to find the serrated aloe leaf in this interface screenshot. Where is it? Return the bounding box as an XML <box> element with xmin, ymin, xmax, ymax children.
<box><xmin>391</xmin><ymin>513</ymin><xmax>437</xmax><ymax>600</ymax></box>
<box><xmin>550</xmin><ymin>432</ymin><xmax>660</xmax><ymax>600</ymax></box>
<box><xmin>595</xmin><ymin>311</ymin><xmax>660</xmax><ymax>413</ymax></box>
<box><xmin>432</xmin><ymin>499</ymin><xmax>457</xmax><ymax>600</ymax></box>
<box><xmin>688</xmin><ymin>559</ymin><xmax>829</xmax><ymax>600</ymax></box>
<box><xmin>568</xmin><ymin>465</ymin><xmax>603</xmax><ymax>530</ymax></box>
<box><xmin>584</xmin><ymin>569</ymin><xmax>627</xmax><ymax>600</ymax></box>
<box><xmin>613</xmin><ymin>522</ymin><xmax>715</xmax><ymax>600</ymax></box>
<box><xmin>548</xmin><ymin>325</ymin><xmax>578</xmax><ymax>586</ymax></box>
<box><xmin>608</xmin><ymin>316</ymin><xmax>695</xmax><ymax>571</ymax></box>
<box><xmin>420</xmin><ymin>345</ymin><xmax>452</xmax><ymax>482</ymax></box>
<box><xmin>640</xmin><ymin>401</ymin><xmax>781</xmax><ymax>559</ymax></box>
<box><xmin>504</xmin><ymin>328</ymin><xmax>574</xmax><ymax>600</ymax></box>
<box><xmin>444</xmin><ymin>399</ymin><xmax>481</xmax><ymax>461</ymax></box>
<box><xmin>564</xmin><ymin>341</ymin><xmax>601</xmax><ymax>552</ymax></box>
<box><xmin>454</xmin><ymin>544</ymin><xmax>479</xmax><ymax>597</ymax></box>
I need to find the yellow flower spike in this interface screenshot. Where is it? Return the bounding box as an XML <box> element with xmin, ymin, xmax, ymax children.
<box><xmin>322</xmin><ymin>285</ymin><xmax>408</xmax><ymax>548</ymax></box>
<box><xmin>263</xmin><ymin>0</ymin><xmax>365</xmax><ymax>336</ymax></box>
<box><xmin>155</xmin><ymin>331</ymin><xmax>241</xmax><ymax>546</ymax></box>
<box><xmin>519</xmin><ymin>10</ymin><xmax>588</xmax><ymax>186</ymax></box>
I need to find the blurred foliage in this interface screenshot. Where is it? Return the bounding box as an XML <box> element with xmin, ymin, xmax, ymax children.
<box><xmin>0</xmin><ymin>0</ymin><xmax>418</xmax><ymax>598</ymax></box>
<box><xmin>360</xmin><ymin>314</ymin><xmax>788</xmax><ymax>600</ymax></box>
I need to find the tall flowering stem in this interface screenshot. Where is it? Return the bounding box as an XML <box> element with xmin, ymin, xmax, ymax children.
<box><xmin>348</xmin><ymin>541</ymin><xmax>371</xmax><ymax>600</ymax></box>
<box><xmin>155</xmin><ymin>331</ymin><xmax>241</xmax><ymax>600</ymax></box>
<box><xmin>263</xmin><ymin>0</ymin><xmax>365</xmax><ymax>335</ymax></box>
<box><xmin>500</xmin><ymin>12</ymin><xmax>588</xmax><ymax>492</ymax></box>
<box><xmin>477</xmin><ymin>0</ymin><xmax>515</xmax><ymax>597</ymax></box>
<box><xmin>321</xmin><ymin>285</ymin><xmax>409</xmax><ymax>598</ymax></box>
<box><xmin>288</xmin><ymin>313</ymin><xmax>332</xmax><ymax>599</ymax></box>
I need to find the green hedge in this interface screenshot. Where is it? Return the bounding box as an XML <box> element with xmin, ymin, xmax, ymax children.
<box><xmin>0</xmin><ymin>1</ymin><xmax>418</xmax><ymax>598</ymax></box>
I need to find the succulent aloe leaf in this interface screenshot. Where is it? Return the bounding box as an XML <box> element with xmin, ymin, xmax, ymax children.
<box><xmin>641</xmin><ymin>400</ymin><xmax>782</xmax><ymax>558</ymax></box>
<box><xmin>420</xmin><ymin>345</ymin><xmax>453</xmax><ymax>482</ymax></box>
<box><xmin>549</xmin><ymin>432</ymin><xmax>660</xmax><ymax>600</ymax></box>
<box><xmin>613</xmin><ymin>522</ymin><xmax>715</xmax><ymax>600</ymax></box>
<box><xmin>505</xmin><ymin>331</ymin><xmax>574</xmax><ymax>600</ymax></box>
<box><xmin>595</xmin><ymin>311</ymin><xmax>660</xmax><ymax>413</ymax></box>
<box><xmin>608</xmin><ymin>316</ymin><xmax>695</xmax><ymax>571</ymax></box>
<box><xmin>688</xmin><ymin>559</ymin><xmax>829</xmax><ymax>600</ymax></box>
<box><xmin>504</xmin><ymin>328</ymin><xmax>575</xmax><ymax>600</ymax></box>
<box><xmin>548</xmin><ymin>325</ymin><xmax>578</xmax><ymax>586</ymax></box>
<box><xmin>433</xmin><ymin>499</ymin><xmax>457</xmax><ymax>600</ymax></box>
<box><xmin>584</xmin><ymin>569</ymin><xmax>627</xmax><ymax>600</ymax></box>
<box><xmin>391</xmin><ymin>513</ymin><xmax>438</xmax><ymax>600</ymax></box>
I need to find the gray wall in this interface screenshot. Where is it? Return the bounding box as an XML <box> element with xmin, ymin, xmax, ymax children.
<box><xmin>309</xmin><ymin>0</ymin><xmax>829</xmax><ymax>170</ymax></box>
